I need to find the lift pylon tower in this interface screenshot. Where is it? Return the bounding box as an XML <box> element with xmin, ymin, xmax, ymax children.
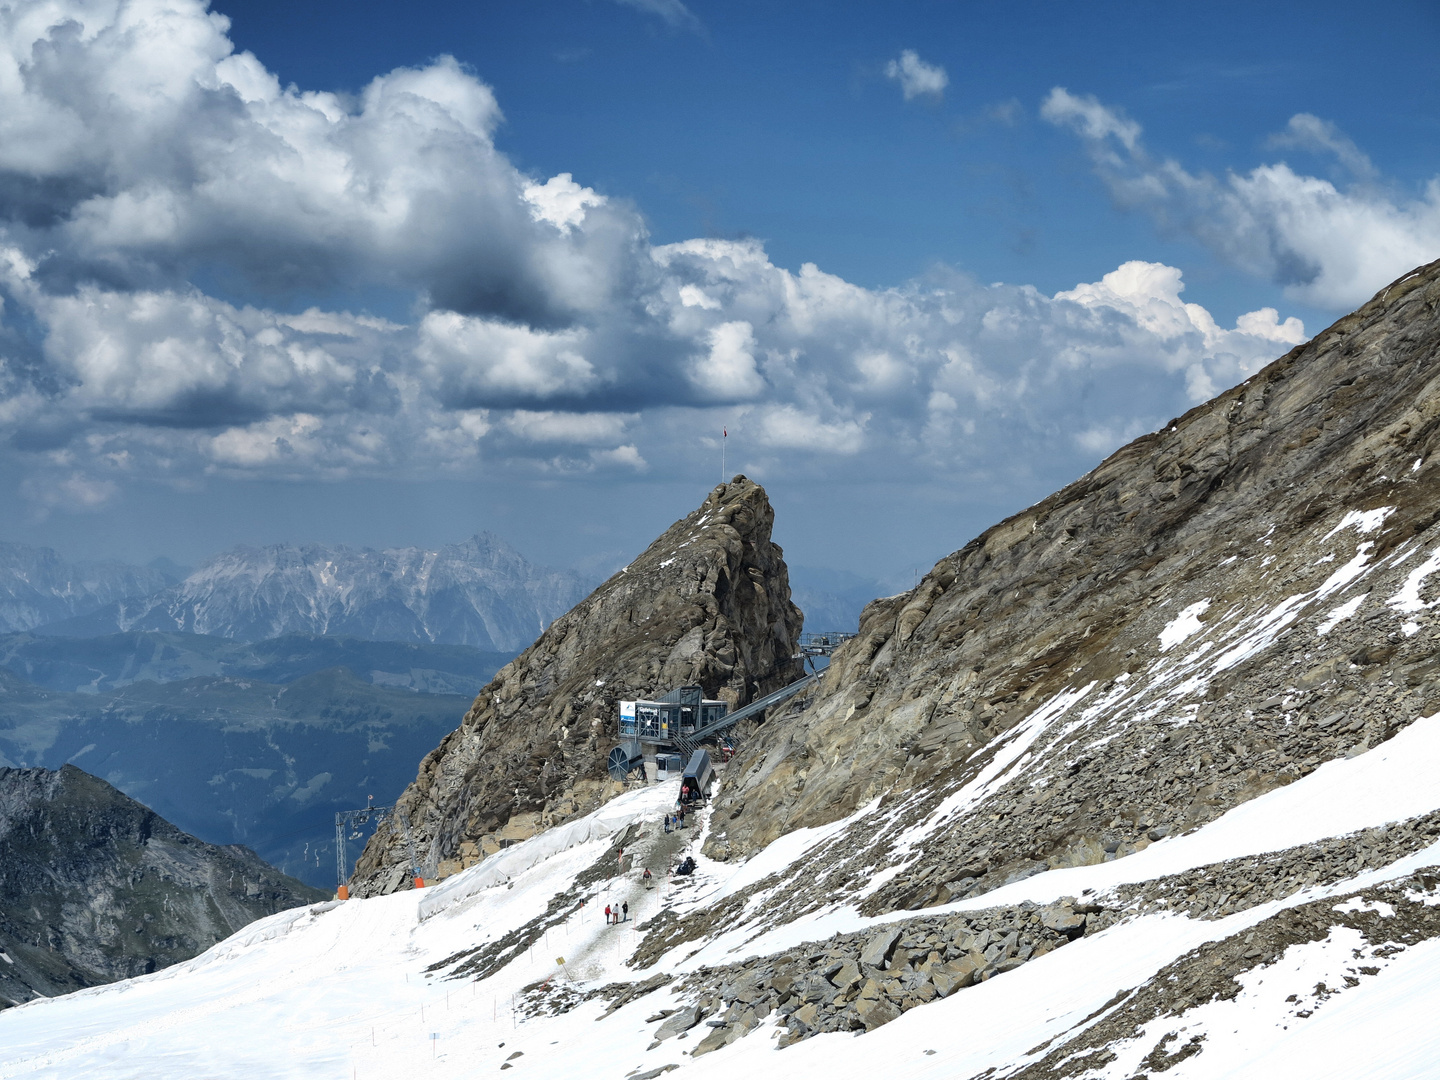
<box><xmin>334</xmin><ymin>800</ymin><xmax>393</xmax><ymax>900</ymax></box>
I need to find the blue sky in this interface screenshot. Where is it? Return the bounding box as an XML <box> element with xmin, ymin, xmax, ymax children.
<box><xmin>0</xmin><ymin>0</ymin><xmax>1437</xmax><ymax>587</ymax></box>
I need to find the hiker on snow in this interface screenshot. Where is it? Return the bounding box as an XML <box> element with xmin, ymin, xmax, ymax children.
<box><xmin>605</xmin><ymin>904</ymin><xmax>612</xmax><ymax>925</ymax></box>
<box><xmin>622</xmin><ymin>901</ymin><xmax>629</xmax><ymax>922</ymax></box>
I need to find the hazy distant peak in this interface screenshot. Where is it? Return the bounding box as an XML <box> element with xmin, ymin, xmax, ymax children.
<box><xmin>17</xmin><ymin>533</ymin><xmax>599</xmax><ymax>652</ymax></box>
<box><xmin>0</xmin><ymin>541</ymin><xmax>173</xmax><ymax>634</ymax></box>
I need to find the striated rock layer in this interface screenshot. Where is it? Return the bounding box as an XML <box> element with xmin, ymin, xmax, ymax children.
<box><xmin>695</xmin><ymin>258</ymin><xmax>1440</xmax><ymax>923</ymax></box>
<box><xmin>351</xmin><ymin>477</ymin><xmax>803</xmax><ymax>897</ymax></box>
<box><xmin>0</xmin><ymin>764</ymin><xmax>325</xmax><ymax>1009</ymax></box>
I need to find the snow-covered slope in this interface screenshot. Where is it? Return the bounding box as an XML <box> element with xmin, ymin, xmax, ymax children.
<box><xmin>4</xmin><ymin>739</ymin><xmax>1440</xmax><ymax>1079</ymax></box>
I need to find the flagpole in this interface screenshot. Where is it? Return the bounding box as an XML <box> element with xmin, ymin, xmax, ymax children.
<box><xmin>721</xmin><ymin>428</ymin><xmax>726</xmax><ymax>482</ymax></box>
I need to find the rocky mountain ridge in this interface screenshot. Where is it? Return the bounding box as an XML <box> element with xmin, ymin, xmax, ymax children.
<box><xmin>691</xmin><ymin>259</ymin><xmax>1440</xmax><ymax>919</ymax></box>
<box><xmin>351</xmin><ymin>477</ymin><xmax>804</xmax><ymax>896</ymax></box>
<box><xmin>0</xmin><ymin>764</ymin><xmax>324</xmax><ymax>1009</ymax></box>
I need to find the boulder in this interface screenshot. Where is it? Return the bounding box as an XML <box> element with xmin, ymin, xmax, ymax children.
<box><xmin>654</xmin><ymin>1005</ymin><xmax>701</xmax><ymax>1041</ymax></box>
<box><xmin>829</xmin><ymin>959</ymin><xmax>861</xmax><ymax>988</ymax></box>
<box><xmin>931</xmin><ymin>956</ymin><xmax>985</xmax><ymax>997</ymax></box>
<box><xmin>854</xmin><ymin>995</ymin><xmax>902</xmax><ymax>1031</ymax></box>
<box><xmin>859</xmin><ymin>927</ymin><xmax>902</xmax><ymax>968</ymax></box>
<box><xmin>691</xmin><ymin>1025</ymin><xmax>733</xmax><ymax>1057</ymax></box>
<box><xmin>1039</xmin><ymin>903</ymin><xmax>1087</xmax><ymax>935</ymax></box>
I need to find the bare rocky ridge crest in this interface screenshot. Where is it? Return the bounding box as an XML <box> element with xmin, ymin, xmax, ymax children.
<box><xmin>351</xmin><ymin>477</ymin><xmax>803</xmax><ymax>897</ymax></box>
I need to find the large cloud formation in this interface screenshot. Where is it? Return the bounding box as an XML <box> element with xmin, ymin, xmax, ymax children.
<box><xmin>0</xmin><ymin>0</ymin><xmax>1314</xmax><ymax>509</ymax></box>
<box><xmin>1042</xmin><ymin>87</ymin><xmax>1440</xmax><ymax>311</ymax></box>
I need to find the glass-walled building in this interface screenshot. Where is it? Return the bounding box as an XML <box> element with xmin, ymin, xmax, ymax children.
<box><xmin>618</xmin><ymin>685</ymin><xmax>728</xmax><ymax>742</ymax></box>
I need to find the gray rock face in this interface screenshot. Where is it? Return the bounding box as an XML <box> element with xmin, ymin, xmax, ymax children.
<box><xmin>349</xmin><ymin>477</ymin><xmax>803</xmax><ymax>896</ymax></box>
<box><xmin>858</xmin><ymin>926</ymin><xmax>901</xmax><ymax>968</ymax></box>
<box><xmin>46</xmin><ymin>533</ymin><xmax>591</xmax><ymax>652</ymax></box>
<box><xmin>0</xmin><ymin>765</ymin><xmax>326</xmax><ymax>1009</ymax></box>
<box><xmin>694</xmin><ymin>258</ymin><xmax>1440</xmax><ymax>923</ymax></box>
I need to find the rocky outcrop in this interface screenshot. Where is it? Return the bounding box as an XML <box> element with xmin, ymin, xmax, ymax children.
<box><xmin>692</xmin><ymin>259</ymin><xmax>1440</xmax><ymax>923</ymax></box>
<box><xmin>0</xmin><ymin>765</ymin><xmax>325</xmax><ymax>1009</ymax></box>
<box><xmin>350</xmin><ymin>477</ymin><xmax>803</xmax><ymax>897</ymax></box>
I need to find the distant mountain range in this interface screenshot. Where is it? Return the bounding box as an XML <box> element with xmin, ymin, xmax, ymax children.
<box><xmin>0</xmin><ymin>544</ymin><xmax>182</xmax><ymax>634</ymax></box>
<box><xmin>2</xmin><ymin>534</ymin><xmax>595</xmax><ymax>652</ymax></box>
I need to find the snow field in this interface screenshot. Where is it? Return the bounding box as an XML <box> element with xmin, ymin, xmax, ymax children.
<box><xmin>7</xmin><ymin>706</ymin><xmax>1440</xmax><ymax>1077</ymax></box>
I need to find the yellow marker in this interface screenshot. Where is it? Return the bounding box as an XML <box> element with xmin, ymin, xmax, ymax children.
<box><xmin>556</xmin><ymin>957</ymin><xmax>565</xmax><ymax>966</ymax></box>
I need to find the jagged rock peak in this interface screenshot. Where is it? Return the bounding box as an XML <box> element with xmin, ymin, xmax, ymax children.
<box><xmin>350</xmin><ymin>476</ymin><xmax>804</xmax><ymax>897</ymax></box>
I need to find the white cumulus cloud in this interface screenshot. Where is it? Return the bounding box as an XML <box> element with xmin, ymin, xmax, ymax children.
<box><xmin>522</xmin><ymin>174</ymin><xmax>607</xmax><ymax>234</ymax></box>
<box><xmin>1042</xmin><ymin>87</ymin><xmax>1440</xmax><ymax>310</ymax></box>
<box><xmin>885</xmin><ymin>50</ymin><xmax>948</xmax><ymax>101</ymax></box>
<box><xmin>690</xmin><ymin>321</ymin><xmax>765</xmax><ymax>400</ymax></box>
<box><xmin>0</xmin><ymin>2</ymin><xmax>1328</xmax><ymax>507</ymax></box>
